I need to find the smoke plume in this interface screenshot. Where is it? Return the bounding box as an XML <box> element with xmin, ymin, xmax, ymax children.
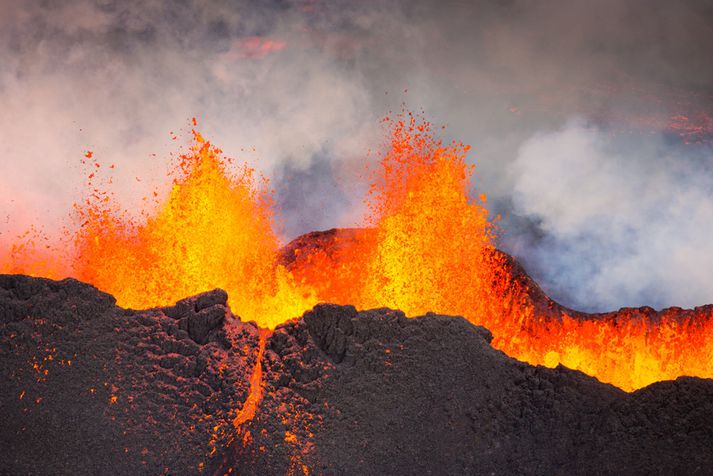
<box><xmin>1</xmin><ymin>0</ymin><xmax>711</xmax><ymax>311</ymax></box>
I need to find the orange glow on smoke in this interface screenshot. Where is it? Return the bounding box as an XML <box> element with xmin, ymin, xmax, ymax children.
<box><xmin>2</xmin><ymin>115</ymin><xmax>713</xmax><ymax>392</ymax></box>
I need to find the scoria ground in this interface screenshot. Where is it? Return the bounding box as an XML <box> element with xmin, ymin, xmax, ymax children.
<box><xmin>1</xmin><ymin>241</ymin><xmax>713</xmax><ymax>474</ymax></box>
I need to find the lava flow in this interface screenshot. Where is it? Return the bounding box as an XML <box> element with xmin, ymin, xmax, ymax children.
<box><xmin>233</xmin><ymin>328</ymin><xmax>269</xmax><ymax>432</ymax></box>
<box><xmin>2</xmin><ymin>115</ymin><xmax>712</xmax><ymax>391</ymax></box>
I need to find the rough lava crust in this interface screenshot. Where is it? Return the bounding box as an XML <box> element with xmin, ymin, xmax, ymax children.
<box><xmin>2</xmin><ymin>270</ymin><xmax>713</xmax><ymax>474</ymax></box>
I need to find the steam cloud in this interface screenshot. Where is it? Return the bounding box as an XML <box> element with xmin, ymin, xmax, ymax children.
<box><xmin>1</xmin><ymin>0</ymin><xmax>711</xmax><ymax>311</ymax></box>
<box><xmin>509</xmin><ymin>120</ymin><xmax>713</xmax><ymax>311</ymax></box>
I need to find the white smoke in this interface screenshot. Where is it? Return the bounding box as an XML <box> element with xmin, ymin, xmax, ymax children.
<box><xmin>510</xmin><ymin>120</ymin><xmax>713</xmax><ymax>311</ymax></box>
<box><xmin>0</xmin><ymin>0</ymin><xmax>381</xmax><ymax>241</ymax></box>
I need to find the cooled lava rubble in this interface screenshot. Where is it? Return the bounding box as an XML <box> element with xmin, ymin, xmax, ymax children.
<box><xmin>0</xmin><ymin>274</ymin><xmax>258</xmax><ymax>474</ymax></box>
<box><xmin>2</xmin><ymin>273</ymin><xmax>713</xmax><ymax>475</ymax></box>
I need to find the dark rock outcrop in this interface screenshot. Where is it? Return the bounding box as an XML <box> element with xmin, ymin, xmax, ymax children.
<box><xmin>0</xmin><ymin>275</ymin><xmax>257</xmax><ymax>475</ymax></box>
<box><xmin>163</xmin><ymin>288</ymin><xmax>230</xmax><ymax>344</ymax></box>
<box><xmin>2</xmin><ymin>274</ymin><xmax>713</xmax><ymax>475</ymax></box>
<box><xmin>235</xmin><ymin>303</ymin><xmax>713</xmax><ymax>475</ymax></box>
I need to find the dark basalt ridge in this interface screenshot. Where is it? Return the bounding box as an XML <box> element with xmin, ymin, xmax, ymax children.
<box><xmin>2</xmin><ymin>272</ymin><xmax>713</xmax><ymax>475</ymax></box>
<box><xmin>0</xmin><ymin>274</ymin><xmax>259</xmax><ymax>474</ymax></box>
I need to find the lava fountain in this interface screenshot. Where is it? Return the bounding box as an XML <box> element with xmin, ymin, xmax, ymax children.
<box><xmin>2</xmin><ymin>115</ymin><xmax>712</xmax><ymax>391</ymax></box>
<box><xmin>2</xmin><ymin>130</ymin><xmax>317</xmax><ymax>329</ymax></box>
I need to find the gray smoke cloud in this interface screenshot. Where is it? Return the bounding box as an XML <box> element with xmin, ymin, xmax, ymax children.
<box><xmin>1</xmin><ymin>0</ymin><xmax>712</xmax><ymax>311</ymax></box>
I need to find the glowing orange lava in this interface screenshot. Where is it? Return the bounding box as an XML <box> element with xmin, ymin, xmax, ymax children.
<box><xmin>2</xmin><ymin>115</ymin><xmax>712</xmax><ymax>392</ymax></box>
<box><xmin>233</xmin><ymin>328</ymin><xmax>270</xmax><ymax>429</ymax></box>
<box><xmin>2</xmin><ymin>131</ymin><xmax>316</xmax><ymax>328</ymax></box>
<box><xmin>287</xmin><ymin>114</ymin><xmax>518</xmax><ymax>324</ymax></box>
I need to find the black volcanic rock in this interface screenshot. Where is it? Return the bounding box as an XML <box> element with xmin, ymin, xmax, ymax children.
<box><xmin>234</xmin><ymin>304</ymin><xmax>713</xmax><ymax>475</ymax></box>
<box><xmin>164</xmin><ymin>288</ymin><xmax>230</xmax><ymax>344</ymax></box>
<box><xmin>0</xmin><ymin>275</ymin><xmax>258</xmax><ymax>474</ymax></box>
<box><xmin>2</xmin><ymin>274</ymin><xmax>713</xmax><ymax>475</ymax></box>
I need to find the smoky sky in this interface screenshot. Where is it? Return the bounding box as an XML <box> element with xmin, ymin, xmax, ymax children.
<box><xmin>1</xmin><ymin>0</ymin><xmax>712</xmax><ymax>312</ymax></box>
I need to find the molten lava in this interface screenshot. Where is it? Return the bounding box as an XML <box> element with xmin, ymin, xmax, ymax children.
<box><xmin>233</xmin><ymin>328</ymin><xmax>269</xmax><ymax>430</ymax></box>
<box><xmin>3</xmin><ymin>132</ymin><xmax>316</xmax><ymax>328</ymax></box>
<box><xmin>286</xmin><ymin>114</ymin><xmax>518</xmax><ymax>327</ymax></box>
<box><xmin>2</xmin><ymin>115</ymin><xmax>712</xmax><ymax>392</ymax></box>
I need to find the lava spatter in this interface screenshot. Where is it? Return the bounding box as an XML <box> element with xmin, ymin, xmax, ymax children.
<box><xmin>2</xmin><ymin>115</ymin><xmax>713</xmax><ymax>391</ymax></box>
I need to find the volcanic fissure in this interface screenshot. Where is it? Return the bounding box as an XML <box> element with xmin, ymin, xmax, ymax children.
<box><xmin>2</xmin><ymin>114</ymin><xmax>713</xmax><ymax>473</ymax></box>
